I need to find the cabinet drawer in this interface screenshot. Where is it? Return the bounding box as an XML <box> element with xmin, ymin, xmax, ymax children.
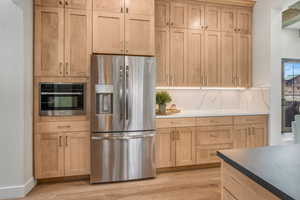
<box><xmin>196</xmin><ymin>144</ymin><xmax>232</xmax><ymax>164</ymax></box>
<box><xmin>196</xmin><ymin>126</ymin><xmax>233</xmax><ymax>145</ymax></box>
<box><xmin>156</xmin><ymin>118</ymin><xmax>196</xmax><ymax>128</ymax></box>
<box><xmin>37</xmin><ymin>121</ymin><xmax>90</xmax><ymax>133</ymax></box>
<box><xmin>234</xmin><ymin>115</ymin><xmax>268</xmax><ymax>125</ymax></box>
<box><xmin>222</xmin><ymin>162</ymin><xmax>279</xmax><ymax>200</ymax></box>
<box><xmin>196</xmin><ymin>117</ymin><xmax>233</xmax><ymax>126</ymax></box>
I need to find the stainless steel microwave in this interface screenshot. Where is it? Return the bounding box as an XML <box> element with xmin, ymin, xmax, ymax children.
<box><xmin>40</xmin><ymin>83</ymin><xmax>86</xmax><ymax>116</ymax></box>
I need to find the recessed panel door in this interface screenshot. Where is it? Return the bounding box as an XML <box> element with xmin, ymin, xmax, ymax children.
<box><xmin>65</xmin><ymin>9</ymin><xmax>92</xmax><ymax>77</ymax></box>
<box><xmin>35</xmin><ymin>6</ymin><xmax>64</xmax><ymax>77</ymax></box>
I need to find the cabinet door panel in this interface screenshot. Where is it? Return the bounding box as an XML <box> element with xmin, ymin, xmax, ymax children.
<box><xmin>125</xmin><ymin>15</ymin><xmax>155</xmax><ymax>56</ymax></box>
<box><xmin>126</xmin><ymin>0</ymin><xmax>154</xmax><ymax>16</ymax></box>
<box><xmin>205</xmin><ymin>5</ymin><xmax>221</xmax><ymax>31</ymax></box>
<box><xmin>93</xmin><ymin>0</ymin><xmax>124</xmax><ymax>13</ymax></box>
<box><xmin>156</xmin><ymin>128</ymin><xmax>175</xmax><ymax>168</ymax></box>
<box><xmin>188</xmin><ymin>3</ymin><xmax>205</xmax><ymax>30</ymax></box>
<box><xmin>170</xmin><ymin>28</ymin><xmax>188</xmax><ymax>86</ymax></box>
<box><xmin>221</xmin><ymin>32</ymin><xmax>236</xmax><ymax>87</ymax></box>
<box><xmin>65</xmin><ymin>9</ymin><xmax>92</xmax><ymax>77</ymax></box>
<box><xmin>187</xmin><ymin>30</ymin><xmax>204</xmax><ymax>86</ymax></box>
<box><xmin>65</xmin><ymin>132</ymin><xmax>90</xmax><ymax>176</ymax></box>
<box><xmin>175</xmin><ymin>127</ymin><xmax>195</xmax><ymax>167</ymax></box>
<box><xmin>233</xmin><ymin>125</ymin><xmax>248</xmax><ymax>149</ymax></box>
<box><xmin>204</xmin><ymin>31</ymin><xmax>221</xmax><ymax>87</ymax></box>
<box><xmin>35</xmin><ymin>7</ymin><xmax>64</xmax><ymax>77</ymax></box>
<box><xmin>93</xmin><ymin>11</ymin><xmax>124</xmax><ymax>54</ymax></box>
<box><xmin>236</xmin><ymin>34</ymin><xmax>251</xmax><ymax>87</ymax></box>
<box><xmin>156</xmin><ymin>27</ymin><xmax>170</xmax><ymax>86</ymax></box>
<box><xmin>65</xmin><ymin>0</ymin><xmax>92</xmax><ymax>9</ymax></box>
<box><xmin>247</xmin><ymin>124</ymin><xmax>267</xmax><ymax>148</ymax></box>
<box><xmin>35</xmin><ymin>134</ymin><xmax>64</xmax><ymax>179</ymax></box>
<box><xmin>221</xmin><ymin>8</ymin><xmax>236</xmax><ymax>33</ymax></box>
<box><xmin>35</xmin><ymin>0</ymin><xmax>64</xmax><ymax>7</ymax></box>
<box><xmin>237</xmin><ymin>9</ymin><xmax>252</xmax><ymax>34</ymax></box>
<box><xmin>170</xmin><ymin>1</ymin><xmax>188</xmax><ymax>29</ymax></box>
<box><xmin>155</xmin><ymin>0</ymin><xmax>170</xmax><ymax>28</ymax></box>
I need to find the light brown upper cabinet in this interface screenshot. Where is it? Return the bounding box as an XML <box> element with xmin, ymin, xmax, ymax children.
<box><xmin>156</xmin><ymin>27</ymin><xmax>170</xmax><ymax>86</ymax></box>
<box><xmin>204</xmin><ymin>31</ymin><xmax>221</xmax><ymax>87</ymax></box>
<box><xmin>237</xmin><ymin>9</ymin><xmax>252</xmax><ymax>34</ymax></box>
<box><xmin>35</xmin><ymin>0</ymin><xmax>92</xmax><ymax>9</ymax></box>
<box><xmin>35</xmin><ymin>6</ymin><xmax>92</xmax><ymax>77</ymax></box>
<box><xmin>188</xmin><ymin>3</ymin><xmax>205</xmax><ymax>30</ymax></box>
<box><xmin>236</xmin><ymin>34</ymin><xmax>251</xmax><ymax>87</ymax></box>
<box><xmin>221</xmin><ymin>7</ymin><xmax>236</xmax><ymax>33</ymax></box>
<box><xmin>170</xmin><ymin>28</ymin><xmax>188</xmax><ymax>86</ymax></box>
<box><xmin>65</xmin><ymin>9</ymin><xmax>92</xmax><ymax>77</ymax></box>
<box><xmin>187</xmin><ymin>29</ymin><xmax>204</xmax><ymax>86</ymax></box>
<box><xmin>93</xmin><ymin>0</ymin><xmax>155</xmax><ymax>56</ymax></box>
<box><xmin>35</xmin><ymin>7</ymin><xmax>65</xmax><ymax>77</ymax></box>
<box><xmin>155</xmin><ymin>0</ymin><xmax>253</xmax><ymax>88</ymax></box>
<box><xmin>93</xmin><ymin>11</ymin><xmax>124</xmax><ymax>54</ymax></box>
<box><xmin>221</xmin><ymin>32</ymin><xmax>236</xmax><ymax>87</ymax></box>
<box><xmin>155</xmin><ymin>0</ymin><xmax>170</xmax><ymax>28</ymax></box>
<box><xmin>205</xmin><ymin>5</ymin><xmax>221</xmax><ymax>31</ymax></box>
<box><xmin>170</xmin><ymin>1</ymin><xmax>188</xmax><ymax>29</ymax></box>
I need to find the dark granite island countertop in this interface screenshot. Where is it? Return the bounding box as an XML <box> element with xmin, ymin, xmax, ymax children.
<box><xmin>217</xmin><ymin>144</ymin><xmax>300</xmax><ymax>200</ymax></box>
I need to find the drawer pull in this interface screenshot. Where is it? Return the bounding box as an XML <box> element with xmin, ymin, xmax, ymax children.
<box><xmin>210</xmin><ymin>133</ymin><xmax>218</xmax><ymax>138</ymax></box>
<box><xmin>57</xmin><ymin>125</ymin><xmax>71</xmax><ymax>129</ymax></box>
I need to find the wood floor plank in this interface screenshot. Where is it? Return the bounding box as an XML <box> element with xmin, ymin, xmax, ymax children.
<box><xmin>16</xmin><ymin>168</ymin><xmax>221</xmax><ymax>200</ymax></box>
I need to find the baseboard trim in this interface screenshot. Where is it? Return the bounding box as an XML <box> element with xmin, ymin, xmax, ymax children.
<box><xmin>0</xmin><ymin>177</ymin><xmax>36</xmax><ymax>200</ymax></box>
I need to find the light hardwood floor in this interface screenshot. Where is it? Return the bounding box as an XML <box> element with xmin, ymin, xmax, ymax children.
<box><xmin>17</xmin><ymin>168</ymin><xmax>220</xmax><ymax>200</ymax></box>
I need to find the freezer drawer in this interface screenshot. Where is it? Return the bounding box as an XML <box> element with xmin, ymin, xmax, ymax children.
<box><xmin>90</xmin><ymin>131</ymin><xmax>156</xmax><ymax>183</ymax></box>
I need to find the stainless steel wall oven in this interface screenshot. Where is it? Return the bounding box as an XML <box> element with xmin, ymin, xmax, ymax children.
<box><xmin>40</xmin><ymin>83</ymin><xmax>86</xmax><ymax>116</ymax></box>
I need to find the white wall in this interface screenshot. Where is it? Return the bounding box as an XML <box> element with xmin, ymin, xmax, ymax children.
<box><xmin>0</xmin><ymin>0</ymin><xmax>34</xmax><ymax>199</ymax></box>
<box><xmin>252</xmin><ymin>0</ymin><xmax>300</xmax><ymax>145</ymax></box>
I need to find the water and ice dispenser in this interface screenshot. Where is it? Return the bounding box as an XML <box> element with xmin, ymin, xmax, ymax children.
<box><xmin>96</xmin><ymin>85</ymin><xmax>113</xmax><ymax>115</ymax></box>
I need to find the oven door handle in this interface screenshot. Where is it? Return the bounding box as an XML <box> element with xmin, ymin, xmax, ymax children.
<box><xmin>41</xmin><ymin>92</ymin><xmax>83</xmax><ymax>95</ymax></box>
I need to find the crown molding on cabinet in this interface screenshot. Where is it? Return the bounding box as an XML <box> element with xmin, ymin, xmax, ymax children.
<box><xmin>189</xmin><ymin>0</ymin><xmax>256</xmax><ymax>7</ymax></box>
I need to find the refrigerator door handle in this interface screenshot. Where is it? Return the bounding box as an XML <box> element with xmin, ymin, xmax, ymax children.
<box><xmin>125</xmin><ymin>65</ymin><xmax>129</xmax><ymax>124</ymax></box>
<box><xmin>119</xmin><ymin>66</ymin><xmax>124</xmax><ymax>121</ymax></box>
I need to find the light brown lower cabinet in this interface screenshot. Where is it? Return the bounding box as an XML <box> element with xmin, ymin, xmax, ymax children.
<box><xmin>156</xmin><ymin>127</ymin><xmax>195</xmax><ymax>168</ymax></box>
<box><xmin>35</xmin><ymin>132</ymin><xmax>90</xmax><ymax>179</ymax></box>
<box><xmin>156</xmin><ymin>115</ymin><xmax>268</xmax><ymax>169</ymax></box>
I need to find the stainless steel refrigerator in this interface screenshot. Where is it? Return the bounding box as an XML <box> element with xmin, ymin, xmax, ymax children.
<box><xmin>90</xmin><ymin>54</ymin><xmax>156</xmax><ymax>183</ymax></box>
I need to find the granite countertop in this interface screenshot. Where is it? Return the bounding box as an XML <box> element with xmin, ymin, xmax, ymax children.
<box><xmin>156</xmin><ymin>109</ymin><xmax>269</xmax><ymax>118</ymax></box>
<box><xmin>217</xmin><ymin>145</ymin><xmax>300</xmax><ymax>200</ymax></box>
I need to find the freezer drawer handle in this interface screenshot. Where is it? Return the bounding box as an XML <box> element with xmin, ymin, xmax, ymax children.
<box><xmin>92</xmin><ymin>134</ymin><xmax>155</xmax><ymax>140</ymax></box>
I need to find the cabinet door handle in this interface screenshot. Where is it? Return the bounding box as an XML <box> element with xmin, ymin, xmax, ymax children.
<box><xmin>121</xmin><ymin>7</ymin><xmax>123</xmax><ymax>13</ymax></box>
<box><xmin>65</xmin><ymin>136</ymin><xmax>68</xmax><ymax>147</ymax></box>
<box><xmin>59</xmin><ymin>0</ymin><xmax>63</xmax><ymax>5</ymax></box>
<box><xmin>166</xmin><ymin>22</ymin><xmax>169</xmax><ymax>26</ymax></box>
<box><xmin>65</xmin><ymin>0</ymin><xmax>69</xmax><ymax>6</ymax></box>
<box><xmin>59</xmin><ymin>62</ymin><xmax>64</xmax><ymax>75</ymax></box>
<box><xmin>126</xmin><ymin>8</ymin><xmax>129</xmax><ymax>13</ymax></box>
<box><xmin>170</xmin><ymin>22</ymin><xmax>174</xmax><ymax>26</ymax></box>
<box><xmin>65</xmin><ymin>62</ymin><xmax>69</xmax><ymax>75</ymax></box>
<box><xmin>59</xmin><ymin>136</ymin><xmax>62</xmax><ymax>147</ymax></box>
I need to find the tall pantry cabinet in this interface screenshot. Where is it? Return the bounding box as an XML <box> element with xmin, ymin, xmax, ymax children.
<box><xmin>155</xmin><ymin>0</ymin><xmax>253</xmax><ymax>88</ymax></box>
<box><xmin>34</xmin><ymin>0</ymin><xmax>92</xmax><ymax>180</ymax></box>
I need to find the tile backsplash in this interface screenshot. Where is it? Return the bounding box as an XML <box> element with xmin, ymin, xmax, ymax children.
<box><xmin>156</xmin><ymin>88</ymin><xmax>269</xmax><ymax>112</ymax></box>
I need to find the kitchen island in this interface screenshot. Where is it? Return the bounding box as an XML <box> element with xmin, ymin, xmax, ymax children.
<box><xmin>218</xmin><ymin>144</ymin><xmax>300</xmax><ymax>200</ymax></box>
